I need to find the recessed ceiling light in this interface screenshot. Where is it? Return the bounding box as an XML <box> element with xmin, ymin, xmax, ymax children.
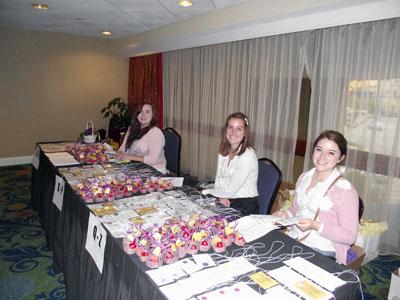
<box><xmin>32</xmin><ymin>3</ymin><xmax>48</xmax><ymax>10</ymax></box>
<box><xmin>101</xmin><ymin>31</ymin><xmax>112</xmax><ymax>36</ymax></box>
<box><xmin>178</xmin><ymin>0</ymin><xmax>193</xmax><ymax>7</ymax></box>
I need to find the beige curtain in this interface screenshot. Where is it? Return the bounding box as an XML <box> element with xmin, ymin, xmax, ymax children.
<box><xmin>163</xmin><ymin>32</ymin><xmax>307</xmax><ymax>182</ymax></box>
<box><xmin>305</xmin><ymin>18</ymin><xmax>400</xmax><ymax>252</ymax></box>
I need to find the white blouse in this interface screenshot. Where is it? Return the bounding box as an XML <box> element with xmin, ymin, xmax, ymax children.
<box><xmin>202</xmin><ymin>147</ymin><xmax>258</xmax><ymax>199</ymax></box>
<box><xmin>289</xmin><ymin>168</ymin><xmax>342</xmax><ymax>252</ymax></box>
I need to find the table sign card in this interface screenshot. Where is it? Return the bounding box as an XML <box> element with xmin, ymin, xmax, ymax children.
<box><xmin>32</xmin><ymin>146</ymin><xmax>40</xmax><ymax>170</ymax></box>
<box><xmin>85</xmin><ymin>212</ymin><xmax>107</xmax><ymax>274</ymax></box>
<box><xmin>52</xmin><ymin>175</ymin><xmax>65</xmax><ymax>211</ymax></box>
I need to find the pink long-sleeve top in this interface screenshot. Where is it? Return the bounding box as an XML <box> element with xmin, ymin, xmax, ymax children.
<box><xmin>119</xmin><ymin>127</ymin><xmax>167</xmax><ymax>174</ymax></box>
<box><xmin>286</xmin><ymin>168</ymin><xmax>359</xmax><ymax>264</ymax></box>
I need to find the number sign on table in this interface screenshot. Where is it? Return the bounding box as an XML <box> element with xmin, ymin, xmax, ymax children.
<box><xmin>85</xmin><ymin>212</ymin><xmax>107</xmax><ymax>273</ymax></box>
<box><xmin>32</xmin><ymin>146</ymin><xmax>40</xmax><ymax>170</ymax></box>
<box><xmin>52</xmin><ymin>175</ymin><xmax>65</xmax><ymax>211</ymax></box>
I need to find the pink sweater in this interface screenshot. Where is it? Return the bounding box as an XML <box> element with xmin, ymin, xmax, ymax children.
<box><xmin>119</xmin><ymin>127</ymin><xmax>167</xmax><ymax>174</ymax></box>
<box><xmin>288</xmin><ymin>169</ymin><xmax>359</xmax><ymax>264</ymax></box>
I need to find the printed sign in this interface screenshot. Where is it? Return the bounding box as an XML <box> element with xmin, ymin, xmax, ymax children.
<box><xmin>52</xmin><ymin>175</ymin><xmax>65</xmax><ymax>211</ymax></box>
<box><xmin>32</xmin><ymin>146</ymin><xmax>40</xmax><ymax>170</ymax></box>
<box><xmin>85</xmin><ymin>212</ymin><xmax>107</xmax><ymax>273</ymax></box>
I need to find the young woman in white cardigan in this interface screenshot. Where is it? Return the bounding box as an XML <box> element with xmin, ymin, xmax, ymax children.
<box><xmin>202</xmin><ymin>112</ymin><xmax>259</xmax><ymax>215</ymax></box>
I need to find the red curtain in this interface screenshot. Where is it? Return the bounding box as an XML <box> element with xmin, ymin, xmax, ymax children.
<box><xmin>127</xmin><ymin>53</ymin><xmax>163</xmax><ymax>127</ymax></box>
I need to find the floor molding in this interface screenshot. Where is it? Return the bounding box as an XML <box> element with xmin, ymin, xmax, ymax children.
<box><xmin>0</xmin><ymin>155</ymin><xmax>32</xmax><ymax>167</ymax></box>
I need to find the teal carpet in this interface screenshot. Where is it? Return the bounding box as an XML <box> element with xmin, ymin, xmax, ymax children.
<box><xmin>0</xmin><ymin>165</ymin><xmax>65</xmax><ymax>300</ymax></box>
<box><xmin>357</xmin><ymin>254</ymin><xmax>400</xmax><ymax>299</ymax></box>
<box><xmin>0</xmin><ymin>164</ymin><xmax>399</xmax><ymax>299</ymax></box>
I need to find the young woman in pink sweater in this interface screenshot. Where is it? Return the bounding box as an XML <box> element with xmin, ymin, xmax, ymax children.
<box><xmin>275</xmin><ymin>130</ymin><xmax>359</xmax><ymax>264</ymax></box>
<box><xmin>116</xmin><ymin>103</ymin><xmax>167</xmax><ymax>174</ymax></box>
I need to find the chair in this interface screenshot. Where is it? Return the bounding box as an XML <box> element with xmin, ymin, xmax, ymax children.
<box><xmin>358</xmin><ymin>197</ymin><xmax>364</xmax><ymax>221</ymax></box>
<box><xmin>163</xmin><ymin>127</ymin><xmax>181</xmax><ymax>176</ymax></box>
<box><xmin>347</xmin><ymin>197</ymin><xmax>366</xmax><ymax>270</ymax></box>
<box><xmin>257</xmin><ymin>158</ymin><xmax>282</xmax><ymax>214</ymax></box>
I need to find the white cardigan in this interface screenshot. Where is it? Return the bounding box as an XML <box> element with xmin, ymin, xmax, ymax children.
<box><xmin>202</xmin><ymin>147</ymin><xmax>258</xmax><ymax>199</ymax></box>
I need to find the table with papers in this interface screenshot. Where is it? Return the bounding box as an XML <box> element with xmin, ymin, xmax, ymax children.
<box><xmin>31</xmin><ymin>143</ymin><xmax>358</xmax><ymax>300</ymax></box>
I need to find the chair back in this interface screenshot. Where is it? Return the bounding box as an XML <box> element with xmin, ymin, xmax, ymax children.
<box><xmin>358</xmin><ymin>197</ymin><xmax>364</xmax><ymax>221</ymax></box>
<box><xmin>257</xmin><ymin>158</ymin><xmax>282</xmax><ymax>214</ymax></box>
<box><xmin>163</xmin><ymin>127</ymin><xmax>181</xmax><ymax>176</ymax></box>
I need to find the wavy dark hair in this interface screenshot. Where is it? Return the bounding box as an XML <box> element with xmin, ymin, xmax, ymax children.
<box><xmin>219</xmin><ymin>112</ymin><xmax>251</xmax><ymax>156</ymax></box>
<box><xmin>312</xmin><ymin>130</ymin><xmax>347</xmax><ymax>163</ymax></box>
<box><xmin>125</xmin><ymin>103</ymin><xmax>157</xmax><ymax>151</ymax></box>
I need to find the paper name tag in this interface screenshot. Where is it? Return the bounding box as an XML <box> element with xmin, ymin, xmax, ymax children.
<box><xmin>250</xmin><ymin>272</ymin><xmax>278</xmax><ymax>289</ymax></box>
<box><xmin>294</xmin><ymin>280</ymin><xmax>330</xmax><ymax>300</ymax></box>
<box><xmin>52</xmin><ymin>175</ymin><xmax>65</xmax><ymax>211</ymax></box>
<box><xmin>85</xmin><ymin>212</ymin><xmax>107</xmax><ymax>274</ymax></box>
<box><xmin>135</xmin><ymin>206</ymin><xmax>158</xmax><ymax>215</ymax></box>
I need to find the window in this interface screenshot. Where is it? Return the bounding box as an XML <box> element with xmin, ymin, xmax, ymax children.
<box><xmin>345</xmin><ymin>79</ymin><xmax>400</xmax><ymax>156</ymax></box>
<box><xmin>344</xmin><ymin>78</ymin><xmax>400</xmax><ymax>206</ymax></box>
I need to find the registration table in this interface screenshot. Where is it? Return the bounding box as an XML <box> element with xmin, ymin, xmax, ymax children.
<box><xmin>31</xmin><ymin>144</ymin><xmax>359</xmax><ymax>300</ymax></box>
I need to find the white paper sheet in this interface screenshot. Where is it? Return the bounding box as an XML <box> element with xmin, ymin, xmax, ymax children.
<box><xmin>196</xmin><ymin>282</ymin><xmax>264</xmax><ymax>300</ymax></box>
<box><xmin>176</xmin><ymin>258</ymin><xmax>203</xmax><ymax>274</ymax></box>
<box><xmin>262</xmin><ymin>285</ymin><xmax>301</xmax><ymax>300</ymax></box>
<box><xmin>162</xmin><ymin>177</ymin><xmax>184</xmax><ymax>187</ymax></box>
<box><xmin>268</xmin><ymin>266</ymin><xmax>333</xmax><ymax>300</ymax></box>
<box><xmin>160</xmin><ymin>282</ymin><xmax>193</xmax><ymax>300</ymax></box>
<box><xmin>231</xmin><ymin>216</ymin><xmax>278</xmax><ymax>242</ymax></box>
<box><xmin>146</xmin><ymin>263</ymin><xmax>188</xmax><ymax>286</ymax></box>
<box><xmin>178</xmin><ymin>266</ymin><xmax>234</xmax><ymax>296</ymax></box>
<box><xmin>283</xmin><ymin>257</ymin><xmax>345</xmax><ymax>292</ymax></box>
<box><xmin>45</xmin><ymin>152</ymin><xmax>79</xmax><ymax>166</ymax></box>
<box><xmin>217</xmin><ymin>257</ymin><xmax>257</xmax><ymax>278</ymax></box>
<box><xmin>192</xmin><ymin>254</ymin><xmax>216</xmax><ymax>268</ymax></box>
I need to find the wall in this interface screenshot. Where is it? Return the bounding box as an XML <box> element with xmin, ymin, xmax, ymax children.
<box><xmin>0</xmin><ymin>26</ymin><xmax>129</xmax><ymax>160</ymax></box>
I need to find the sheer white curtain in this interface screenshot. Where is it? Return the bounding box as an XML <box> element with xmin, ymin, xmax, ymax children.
<box><xmin>163</xmin><ymin>32</ymin><xmax>307</xmax><ymax>182</ymax></box>
<box><xmin>305</xmin><ymin>18</ymin><xmax>400</xmax><ymax>252</ymax></box>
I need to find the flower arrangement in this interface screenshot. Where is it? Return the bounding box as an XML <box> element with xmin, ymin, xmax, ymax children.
<box><xmin>74</xmin><ymin>174</ymin><xmax>173</xmax><ymax>203</ymax></box>
<box><xmin>122</xmin><ymin>214</ymin><xmax>245</xmax><ymax>268</ymax></box>
<box><xmin>70</xmin><ymin>143</ymin><xmax>109</xmax><ymax>165</ymax></box>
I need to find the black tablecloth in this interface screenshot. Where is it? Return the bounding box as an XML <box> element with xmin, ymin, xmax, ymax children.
<box><xmin>31</xmin><ymin>146</ymin><xmax>358</xmax><ymax>300</ymax></box>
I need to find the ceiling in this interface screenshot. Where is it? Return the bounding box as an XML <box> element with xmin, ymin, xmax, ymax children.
<box><xmin>0</xmin><ymin>0</ymin><xmax>250</xmax><ymax>39</ymax></box>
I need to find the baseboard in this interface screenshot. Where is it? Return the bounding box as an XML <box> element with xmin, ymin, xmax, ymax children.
<box><xmin>0</xmin><ymin>156</ymin><xmax>33</xmax><ymax>167</ymax></box>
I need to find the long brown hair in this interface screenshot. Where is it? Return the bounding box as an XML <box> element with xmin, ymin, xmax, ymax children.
<box><xmin>219</xmin><ymin>112</ymin><xmax>251</xmax><ymax>156</ymax></box>
<box><xmin>125</xmin><ymin>103</ymin><xmax>157</xmax><ymax>151</ymax></box>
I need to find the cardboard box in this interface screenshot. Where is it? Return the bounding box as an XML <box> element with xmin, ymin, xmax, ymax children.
<box><xmin>347</xmin><ymin>245</ymin><xmax>365</xmax><ymax>271</ymax></box>
<box><xmin>388</xmin><ymin>269</ymin><xmax>400</xmax><ymax>300</ymax></box>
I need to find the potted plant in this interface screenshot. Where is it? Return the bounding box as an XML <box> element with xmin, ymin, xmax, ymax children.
<box><xmin>100</xmin><ymin>97</ymin><xmax>131</xmax><ymax>143</ymax></box>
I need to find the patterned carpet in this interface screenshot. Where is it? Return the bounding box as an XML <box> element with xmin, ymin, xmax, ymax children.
<box><xmin>0</xmin><ymin>165</ymin><xmax>65</xmax><ymax>300</ymax></box>
<box><xmin>357</xmin><ymin>254</ymin><xmax>400</xmax><ymax>299</ymax></box>
<box><xmin>0</xmin><ymin>164</ymin><xmax>399</xmax><ymax>300</ymax></box>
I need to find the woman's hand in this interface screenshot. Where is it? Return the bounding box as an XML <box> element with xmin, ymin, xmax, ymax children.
<box><xmin>219</xmin><ymin>198</ymin><xmax>231</xmax><ymax>207</ymax></box>
<box><xmin>115</xmin><ymin>151</ymin><xmax>126</xmax><ymax>160</ymax></box>
<box><xmin>296</xmin><ymin>218</ymin><xmax>320</xmax><ymax>232</ymax></box>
